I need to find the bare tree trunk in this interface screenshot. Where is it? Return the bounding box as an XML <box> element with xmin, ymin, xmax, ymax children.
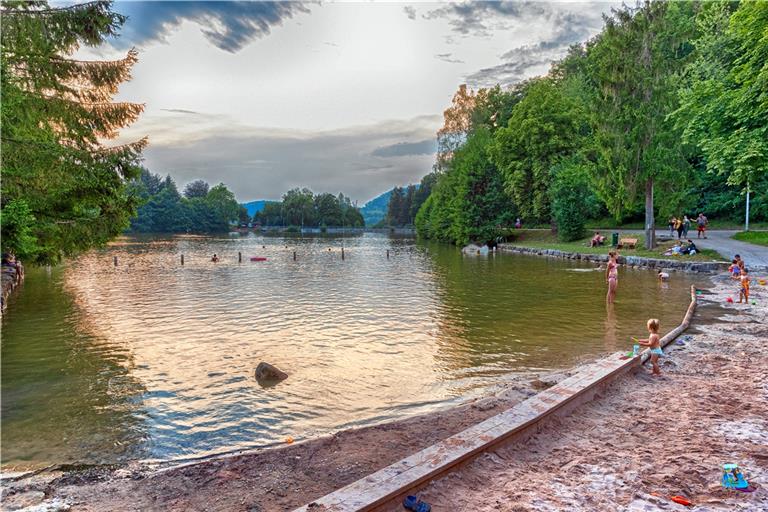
<box><xmin>645</xmin><ymin>177</ymin><xmax>655</xmax><ymax>249</ymax></box>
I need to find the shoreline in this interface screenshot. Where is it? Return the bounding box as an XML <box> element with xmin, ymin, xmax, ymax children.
<box><xmin>498</xmin><ymin>243</ymin><xmax>729</xmax><ymax>273</ymax></box>
<box><xmin>4</xmin><ymin>272</ymin><xmax>765</xmax><ymax>511</ymax></box>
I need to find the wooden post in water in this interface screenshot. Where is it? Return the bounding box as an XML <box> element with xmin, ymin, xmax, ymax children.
<box><xmin>341</xmin><ymin>247</ymin><xmax>345</xmax><ymax>260</ymax></box>
<box><xmin>181</xmin><ymin>254</ymin><xmax>184</xmax><ymax>266</ymax></box>
<box><xmin>113</xmin><ymin>256</ymin><xmax>118</xmax><ymax>267</ymax></box>
<box><xmin>238</xmin><ymin>252</ymin><xmax>242</xmax><ymax>263</ymax></box>
<box><xmin>386</xmin><ymin>249</ymin><xmax>389</xmax><ymax>259</ymax></box>
<box><xmin>293</xmin><ymin>251</ymin><xmax>297</xmax><ymax>261</ymax></box>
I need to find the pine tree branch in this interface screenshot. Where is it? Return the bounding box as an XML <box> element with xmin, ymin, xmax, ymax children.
<box><xmin>1</xmin><ymin>1</ymin><xmax>107</xmax><ymax>16</ymax></box>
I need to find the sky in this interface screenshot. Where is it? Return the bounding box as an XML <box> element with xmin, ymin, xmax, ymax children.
<box><xmin>80</xmin><ymin>1</ymin><xmax>621</xmax><ymax>204</ymax></box>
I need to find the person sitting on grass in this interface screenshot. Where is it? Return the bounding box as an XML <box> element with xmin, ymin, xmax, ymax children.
<box><xmin>663</xmin><ymin>241</ymin><xmax>683</xmax><ymax>256</ymax></box>
<box><xmin>634</xmin><ymin>319</ymin><xmax>663</xmax><ymax>376</ymax></box>
<box><xmin>590</xmin><ymin>231</ymin><xmax>606</xmax><ymax>247</ymax></box>
<box><xmin>680</xmin><ymin>240</ymin><xmax>698</xmax><ymax>256</ymax></box>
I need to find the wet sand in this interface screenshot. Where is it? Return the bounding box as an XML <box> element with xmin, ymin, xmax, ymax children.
<box><xmin>2</xmin><ymin>274</ymin><xmax>766</xmax><ymax>511</ymax></box>
<box><xmin>391</xmin><ymin>274</ymin><xmax>767</xmax><ymax>511</ymax></box>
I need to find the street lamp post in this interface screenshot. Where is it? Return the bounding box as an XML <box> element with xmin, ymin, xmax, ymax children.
<box><xmin>745</xmin><ymin>179</ymin><xmax>750</xmax><ymax>232</ymax></box>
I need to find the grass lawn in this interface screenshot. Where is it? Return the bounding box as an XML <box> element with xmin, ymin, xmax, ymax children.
<box><xmin>503</xmin><ymin>230</ymin><xmax>724</xmax><ymax>262</ymax></box>
<box><xmin>732</xmin><ymin>231</ymin><xmax>768</xmax><ymax>247</ymax></box>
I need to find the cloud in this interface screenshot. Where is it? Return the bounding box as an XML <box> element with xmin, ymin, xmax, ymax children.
<box><xmin>424</xmin><ymin>1</ymin><xmax>548</xmax><ymax>36</ymax></box>
<box><xmin>113</xmin><ymin>1</ymin><xmax>310</xmax><ymax>53</ymax></box>
<box><xmin>127</xmin><ymin>115</ymin><xmax>441</xmax><ymax>203</ymax></box>
<box><xmin>371</xmin><ymin>139</ymin><xmax>437</xmax><ymax>158</ymax></box>
<box><xmin>403</xmin><ymin>5</ymin><xmax>416</xmax><ymax>20</ymax></box>
<box><xmin>160</xmin><ymin>108</ymin><xmax>201</xmax><ymax>115</ymax></box>
<box><xmin>465</xmin><ymin>10</ymin><xmax>605</xmax><ymax>87</ymax></box>
<box><xmin>435</xmin><ymin>52</ymin><xmax>465</xmax><ymax>64</ymax></box>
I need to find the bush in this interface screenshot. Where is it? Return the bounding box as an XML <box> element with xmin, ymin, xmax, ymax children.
<box><xmin>549</xmin><ymin>159</ymin><xmax>596</xmax><ymax>242</ymax></box>
<box><xmin>0</xmin><ymin>199</ymin><xmax>38</xmax><ymax>259</ymax></box>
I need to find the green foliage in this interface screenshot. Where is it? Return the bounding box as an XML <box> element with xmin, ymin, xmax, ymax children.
<box><xmin>549</xmin><ymin>159</ymin><xmax>598</xmax><ymax>242</ymax></box>
<box><xmin>674</xmin><ymin>0</ymin><xmax>768</xmax><ymax>189</ymax></box>
<box><xmin>1</xmin><ymin>1</ymin><xmax>146</xmax><ymax>264</ymax></box>
<box><xmin>0</xmin><ymin>199</ymin><xmax>38</xmax><ymax>257</ymax></box>
<box><xmin>416</xmin><ymin>128</ymin><xmax>514</xmax><ymax>245</ymax></box>
<box><xmin>491</xmin><ymin>77</ymin><xmax>589</xmax><ymax>223</ymax></box>
<box><xmin>128</xmin><ymin>171</ymin><xmax>240</xmax><ymax>233</ymax></box>
<box><xmin>585</xmin><ymin>1</ymin><xmax>695</xmax><ymax>223</ymax></box>
<box><xmin>254</xmin><ymin>188</ymin><xmax>364</xmax><ymax>228</ymax></box>
<box><xmin>183</xmin><ymin>180</ymin><xmax>210</xmax><ymax>199</ymax></box>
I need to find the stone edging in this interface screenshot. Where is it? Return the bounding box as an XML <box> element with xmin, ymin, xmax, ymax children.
<box><xmin>498</xmin><ymin>244</ymin><xmax>729</xmax><ymax>273</ymax></box>
<box><xmin>1</xmin><ymin>263</ymin><xmax>24</xmax><ymax>314</ymax></box>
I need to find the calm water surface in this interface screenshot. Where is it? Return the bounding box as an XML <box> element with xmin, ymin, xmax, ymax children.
<box><xmin>1</xmin><ymin>233</ymin><xmax>705</xmax><ymax>469</ymax></box>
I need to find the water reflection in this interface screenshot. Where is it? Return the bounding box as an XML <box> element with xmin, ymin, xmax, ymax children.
<box><xmin>1</xmin><ymin>234</ymin><xmax>705</xmax><ymax>469</ymax></box>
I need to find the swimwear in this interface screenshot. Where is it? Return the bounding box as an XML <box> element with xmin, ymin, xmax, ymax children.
<box><xmin>650</xmin><ymin>348</ymin><xmax>663</xmax><ymax>356</ymax></box>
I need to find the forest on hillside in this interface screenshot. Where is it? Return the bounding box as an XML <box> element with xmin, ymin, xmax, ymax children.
<box><xmin>413</xmin><ymin>0</ymin><xmax>767</xmax><ymax>247</ymax></box>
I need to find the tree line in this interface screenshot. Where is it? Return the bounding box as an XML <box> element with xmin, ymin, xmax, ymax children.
<box><xmin>413</xmin><ymin>0</ymin><xmax>767</xmax><ymax>247</ymax></box>
<box><xmin>128</xmin><ymin>171</ymin><xmax>243</xmax><ymax>233</ymax></box>
<box><xmin>256</xmin><ymin>188</ymin><xmax>364</xmax><ymax>228</ymax></box>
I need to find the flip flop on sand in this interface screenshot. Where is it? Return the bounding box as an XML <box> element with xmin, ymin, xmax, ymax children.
<box><xmin>403</xmin><ymin>495</ymin><xmax>431</xmax><ymax>512</ymax></box>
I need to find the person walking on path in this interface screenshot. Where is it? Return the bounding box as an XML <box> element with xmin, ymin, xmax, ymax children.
<box><xmin>668</xmin><ymin>217</ymin><xmax>676</xmax><ymax>237</ymax></box>
<box><xmin>682</xmin><ymin>215</ymin><xmax>691</xmax><ymax>237</ymax></box>
<box><xmin>675</xmin><ymin>217</ymin><xmax>684</xmax><ymax>239</ymax></box>
<box><xmin>696</xmin><ymin>213</ymin><xmax>708</xmax><ymax>239</ymax></box>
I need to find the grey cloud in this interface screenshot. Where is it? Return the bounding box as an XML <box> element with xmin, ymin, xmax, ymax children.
<box><xmin>371</xmin><ymin>139</ymin><xmax>437</xmax><ymax>158</ymax></box>
<box><xmin>424</xmin><ymin>1</ymin><xmax>548</xmax><ymax>36</ymax></box>
<box><xmin>160</xmin><ymin>108</ymin><xmax>201</xmax><ymax>115</ymax></box>
<box><xmin>466</xmin><ymin>10</ymin><xmax>603</xmax><ymax>87</ymax></box>
<box><xmin>137</xmin><ymin>116</ymin><xmax>440</xmax><ymax>202</ymax></box>
<box><xmin>403</xmin><ymin>5</ymin><xmax>416</xmax><ymax>20</ymax></box>
<box><xmin>435</xmin><ymin>53</ymin><xmax>465</xmax><ymax>64</ymax></box>
<box><xmin>113</xmin><ymin>1</ymin><xmax>310</xmax><ymax>53</ymax></box>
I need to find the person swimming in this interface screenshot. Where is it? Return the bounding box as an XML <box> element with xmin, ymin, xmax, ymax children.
<box><xmin>211</xmin><ymin>254</ymin><xmax>219</xmax><ymax>262</ymax></box>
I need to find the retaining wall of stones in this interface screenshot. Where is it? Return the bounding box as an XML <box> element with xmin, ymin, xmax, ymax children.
<box><xmin>1</xmin><ymin>264</ymin><xmax>23</xmax><ymax>314</ymax></box>
<box><xmin>497</xmin><ymin>244</ymin><xmax>729</xmax><ymax>273</ymax></box>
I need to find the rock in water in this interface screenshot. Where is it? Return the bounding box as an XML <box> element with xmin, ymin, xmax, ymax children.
<box><xmin>255</xmin><ymin>362</ymin><xmax>288</xmax><ymax>382</ymax></box>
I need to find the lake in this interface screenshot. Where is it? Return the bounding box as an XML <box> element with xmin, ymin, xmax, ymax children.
<box><xmin>1</xmin><ymin>233</ymin><xmax>704</xmax><ymax>469</ymax></box>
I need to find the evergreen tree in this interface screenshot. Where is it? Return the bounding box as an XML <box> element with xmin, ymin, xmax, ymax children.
<box><xmin>386</xmin><ymin>187</ymin><xmax>405</xmax><ymax>226</ymax></box>
<box><xmin>1</xmin><ymin>1</ymin><xmax>146</xmax><ymax>263</ymax></box>
<box><xmin>183</xmin><ymin>179</ymin><xmax>210</xmax><ymax>199</ymax></box>
<box><xmin>585</xmin><ymin>1</ymin><xmax>696</xmax><ymax>248</ymax></box>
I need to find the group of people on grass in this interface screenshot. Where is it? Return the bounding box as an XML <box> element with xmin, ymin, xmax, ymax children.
<box><xmin>662</xmin><ymin>239</ymin><xmax>699</xmax><ymax>256</ymax></box>
<box><xmin>668</xmin><ymin>213</ymin><xmax>708</xmax><ymax>240</ymax></box>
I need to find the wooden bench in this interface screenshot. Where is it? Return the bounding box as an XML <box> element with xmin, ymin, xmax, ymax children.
<box><xmin>618</xmin><ymin>237</ymin><xmax>638</xmax><ymax>249</ymax></box>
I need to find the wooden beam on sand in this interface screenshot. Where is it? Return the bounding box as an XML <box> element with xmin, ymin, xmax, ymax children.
<box><xmin>294</xmin><ymin>286</ymin><xmax>698</xmax><ymax>512</ymax></box>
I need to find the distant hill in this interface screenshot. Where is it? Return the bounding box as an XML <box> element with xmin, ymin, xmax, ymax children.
<box><xmin>241</xmin><ymin>200</ymin><xmax>276</xmax><ymax>217</ymax></box>
<box><xmin>360</xmin><ymin>185</ymin><xmax>419</xmax><ymax>227</ymax></box>
<box><xmin>360</xmin><ymin>190</ymin><xmax>392</xmax><ymax>226</ymax></box>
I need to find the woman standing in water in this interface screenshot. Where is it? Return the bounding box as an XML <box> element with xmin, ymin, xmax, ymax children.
<box><xmin>606</xmin><ymin>251</ymin><xmax>619</xmax><ymax>303</ymax></box>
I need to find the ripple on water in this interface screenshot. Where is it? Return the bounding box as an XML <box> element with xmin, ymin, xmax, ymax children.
<box><xmin>1</xmin><ymin>233</ymin><xmax>707</xmax><ymax>468</ymax></box>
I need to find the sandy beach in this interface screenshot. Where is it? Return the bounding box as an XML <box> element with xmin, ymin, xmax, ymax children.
<box><xmin>391</xmin><ymin>274</ymin><xmax>767</xmax><ymax>512</ymax></box>
<box><xmin>2</xmin><ymin>272</ymin><xmax>766</xmax><ymax>512</ymax></box>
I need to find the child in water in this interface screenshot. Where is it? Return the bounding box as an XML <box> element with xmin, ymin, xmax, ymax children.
<box><xmin>635</xmin><ymin>319</ymin><xmax>662</xmax><ymax>376</ymax></box>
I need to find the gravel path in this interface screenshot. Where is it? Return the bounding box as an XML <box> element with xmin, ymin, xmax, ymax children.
<box><xmin>618</xmin><ymin>229</ymin><xmax>768</xmax><ymax>269</ymax></box>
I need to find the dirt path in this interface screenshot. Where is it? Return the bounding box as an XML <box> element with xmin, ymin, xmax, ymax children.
<box><xmin>396</xmin><ymin>274</ymin><xmax>768</xmax><ymax>511</ymax></box>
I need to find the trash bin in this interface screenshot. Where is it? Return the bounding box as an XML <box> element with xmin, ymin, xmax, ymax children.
<box><xmin>612</xmin><ymin>232</ymin><xmax>619</xmax><ymax>247</ymax></box>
